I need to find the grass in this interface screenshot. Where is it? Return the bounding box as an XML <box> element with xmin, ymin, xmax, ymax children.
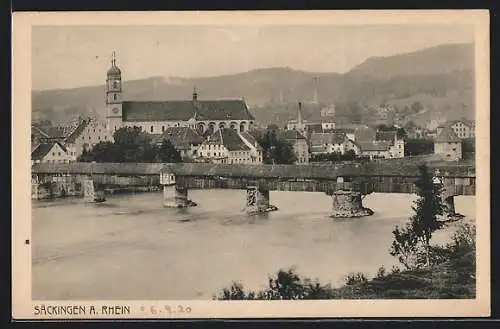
<box><xmin>336</xmin><ymin>252</ymin><xmax>475</xmax><ymax>299</ymax></box>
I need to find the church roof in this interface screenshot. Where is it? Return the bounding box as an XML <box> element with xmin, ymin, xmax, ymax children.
<box><xmin>121</xmin><ymin>100</ymin><xmax>254</xmax><ymax>122</ymax></box>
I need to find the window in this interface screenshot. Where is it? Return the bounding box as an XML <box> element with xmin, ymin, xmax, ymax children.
<box><xmin>105</xmin><ymin>136</ymin><xmax>107</xmax><ymax>140</ymax></box>
<box><xmin>52</xmin><ymin>152</ymin><xmax>55</xmax><ymax>156</ymax></box>
<box><xmin>150</xmin><ymin>126</ymin><xmax>154</xmax><ymax>133</ymax></box>
<box><xmin>58</xmin><ymin>152</ymin><xmax>61</xmax><ymax>156</ymax></box>
<box><xmin>162</xmin><ymin>126</ymin><xmax>165</xmax><ymax>132</ymax></box>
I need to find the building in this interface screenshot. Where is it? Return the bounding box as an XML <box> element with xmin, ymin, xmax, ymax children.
<box><xmin>309</xmin><ymin>133</ymin><xmax>348</xmax><ymax>155</ymax></box>
<box><xmin>375</xmin><ymin>130</ymin><xmax>405</xmax><ymax>158</ymax></box>
<box><xmin>434</xmin><ymin>126</ymin><xmax>462</xmax><ymax>160</ymax></box>
<box><xmin>287</xmin><ymin>102</ymin><xmax>336</xmax><ymax>134</ymax></box>
<box><xmin>197</xmin><ymin>128</ymin><xmax>263</xmax><ymax>164</ymax></box>
<box><xmin>104</xmin><ymin>52</ymin><xmax>255</xmax><ymax>135</ymax></box>
<box><xmin>152</xmin><ymin>127</ymin><xmax>204</xmax><ymax>160</ymax></box>
<box><xmin>279</xmin><ymin>130</ymin><xmax>309</xmax><ymax>164</ymax></box>
<box><xmin>31</xmin><ymin>118</ymin><xmax>113</xmax><ymax>161</ymax></box>
<box><xmin>31</xmin><ymin>142</ymin><xmax>73</xmax><ymax>165</ymax></box>
<box><xmin>323</xmin><ymin>128</ymin><xmax>356</xmax><ymax>141</ymax></box>
<box><xmin>357</xmin><ymin>141</ymin><xmax>393</xmax><ymax>160</ymax></box>
<box><xmin>436</xmin><ymin>119</ymin><xmax>475</xmax><ymax>139</ymax></box>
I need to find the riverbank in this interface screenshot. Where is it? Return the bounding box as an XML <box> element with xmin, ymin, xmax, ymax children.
<box><xmin>337</xmin><ymin>251</ymin><xmax>475</xmax><ymax>299</ymax></box>
<box><xmin>215</xmin><ymin>251</ymin><xmax>475</xmax><ymax>300</ymax></box>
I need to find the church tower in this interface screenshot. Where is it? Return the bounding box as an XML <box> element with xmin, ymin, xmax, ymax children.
<box><xmin>105</xmin><ymin>51</ymin><xmax>123</xmax><ymax>133</ymax></box>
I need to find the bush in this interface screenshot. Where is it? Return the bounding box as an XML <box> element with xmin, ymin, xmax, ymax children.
<box><xmin>344</xmin><ymin>272</ymin><xmax>368</xmax><ymax>285</ymax></box>
<box><xmin>215</xmin><ymin>268</ymin><xmax>337</xmax><ymax>300</ymax></box>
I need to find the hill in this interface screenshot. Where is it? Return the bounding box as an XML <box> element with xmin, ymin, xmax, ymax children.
<box><xmin>346</xmin><ymin>43</ymin><xmax>474</xmax><ymax>80</ymax></box>
<box><xmin>31</xmin><ymin>43</ymin><xmax>475</xmax><ymax>126</ymax></box>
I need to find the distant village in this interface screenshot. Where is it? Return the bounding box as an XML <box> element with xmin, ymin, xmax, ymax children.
<box><xmin>31</xmin><ymin>53</ymin><xmax>475</xmax><ymax>166</ymax></box>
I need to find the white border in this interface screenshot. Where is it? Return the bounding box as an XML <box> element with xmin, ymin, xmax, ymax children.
<box><xmin>12</xmin><ymin>10</ymin><xmax>490</xmax><ymax>319</ymax></box>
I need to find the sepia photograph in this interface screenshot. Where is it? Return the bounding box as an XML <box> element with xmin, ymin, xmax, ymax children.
<box><xmin>12</xmin><ymin>10</ymin><xmax>489</xmax><ymax>319</ymax></box>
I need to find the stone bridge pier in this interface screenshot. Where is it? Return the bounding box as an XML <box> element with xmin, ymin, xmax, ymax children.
<box><xmin>330</xmin><ymin>177</ymin><xmax>373</xmax><ymax>218</ymax></box>
<box><xmin>434</xmin><ymin>171</ymin><xmax>461</xmax><ymax>218</ymax></box>
<box><xmin>83</xmin><ymin>178</ymin><xmax>105</xmax><ymax>203</ymax></box>
<box><xmin>245</xmin><ymin>182</ymin><xmax>277</xmax><ymax>214</ymax></box>
<box><xmin>161</xmin><ymin>172</ymin><xmax>196</xmax><ymax>208</ymax></box>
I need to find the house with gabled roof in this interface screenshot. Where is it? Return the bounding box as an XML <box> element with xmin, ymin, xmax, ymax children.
<box><xmin>434</xmin><ymin>126</ymin><xmax>462</xmax><ymax>160</ymax></box>
<box><xmin>310</xmin><ymin>132</ymin><xmax>348</xmax><ymax>155</ymax></box>
<box><xmin>437</xmin><ymin>119</ymin><xmax>475</xmax><ymax>139</ymax></box>
<box><xmin>357</xmin><ymin>141</ymin><xmax>393</xmax><ymax>160</ymax></box>
<box><xmin>197</xmin><ymin>128</ymin><xmax>263</xmax><ymax>164</ymax></box>
<box><xmin>151</xmin><ymin>126</ymin><xmax>204</xmax><ymax>160</ymax></box>
<box><xmin>31</xmin><ymin>142</ymin><xmax>72</xmax><ymax>165</ymax></box>
<box><xmin>32</xmin><ymin>117</ymin><xmax>114</xmax><ymax>161</ymax></box>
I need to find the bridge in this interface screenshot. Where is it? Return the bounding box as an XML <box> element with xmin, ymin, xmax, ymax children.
<box><xmin>31</xmin><ymin>162</ymin><xmax>475</xmax><ymax>217</ymax></box>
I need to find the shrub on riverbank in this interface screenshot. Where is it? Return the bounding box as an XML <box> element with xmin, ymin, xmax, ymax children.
<box><xmin>214</xmin><ymin>223</ymin><xmax>476</xmax><ymax>300</ymax></box>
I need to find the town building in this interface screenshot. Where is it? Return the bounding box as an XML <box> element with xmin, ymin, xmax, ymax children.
<box><xmin>197</xmin><ymin>128</ymin><xmax>263</xmax><ymax>164</ymax></box>
<box><xmin>434</xmin><ymin>126</ymin><xmax>462</xmax><ymax>160</ymax></box>
<box><xmin>152</xmin><ymin>127</ymin><xmax>204</xmax><ymax>160</ymax></box>
<box><xmin>437</xmin><ymin>119</ymin><xmax>475</xmax><ymax>139</ymax></box>
<box><xmin>357</xmin><ymin>141</ymin><xmax>393</xmax><ymax>160</ymax></box>
<box><xmin>31</xmin><ymin>142</ymin><xmax>73</xmax><ymax>165</ymax></box>
<box><xmin>375</xmin><ymin>130</ymin><xmax>405</xmax><ymax>158</ymax></box>
<box><xmin>323</xmin><ymin>128</ymin><xmax>356</xmax><ymax>141</ymax></box>
<box><xmin>309</xmin><ymin>132</ymin><xmax>355</xmax><ymax>155</ymax></box>
<box><xmin>104</xmin><ymin>52</ymin><xmax>255</xmax><ymax>135</ymax></box>
<box><xmin>286</xmin><ymin>102</ymin><xmax>336</xmax><ymax>134</ymax></box>
<box><xmin>279</xmin><ymin>130</ymin><xmax>309</xmax><ymax>164</ymax></box>
<box><xmin>31</xmin><ymin>118</ymin><xmax>113</xmax><ymax>161</ymax></box>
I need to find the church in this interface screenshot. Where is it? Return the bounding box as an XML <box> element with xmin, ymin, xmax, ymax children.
<box><xmin>105</xmin><ymin>52</ymin><xmax>256</xmax><ymax>135</ymax></box>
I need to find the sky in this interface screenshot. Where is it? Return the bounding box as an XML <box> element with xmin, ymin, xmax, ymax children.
<box><xmin>32</xmin><ymin>25</ymin><xmax>474</xmax><ymax>90</ymax></box>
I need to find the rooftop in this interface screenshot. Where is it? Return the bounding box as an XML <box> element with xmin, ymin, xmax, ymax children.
<box><xmin>31</xmin><ymin>142</ymin><xmax>67</xmax><ymax>161</ymax></box>
<box><xmin>358</xmin><ymin>141</ymin><xmax>392</xmax><ymax>152</ymax></box>
<box><xmin>154</xmin><ymin>127</ymin><xmax>204</xmax><ymax>150</ymax></box>
<box><xmin>205</xmin><ymin>128</ymin><xmax>251</xmax><ymax>151</ymax></box>
<box><xmin>435</xmin><ymin>126</ymin><xmax>461</xmax><ymax>143</ymax></box>
<box><xmin>310</xmin><ymin>132</ymin><xmax>346</xmax><ymax>146</ymax></box>
<box><xmin>121</xmin><ymin>99</ymin><xmax>254</xmax><ymax>122</ymax></box>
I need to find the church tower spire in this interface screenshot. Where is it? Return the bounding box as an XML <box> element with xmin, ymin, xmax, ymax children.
<box><xmin>105</xmin><ymin>51</ymin><xmax>123</xmax><ymax>132</ymax></box>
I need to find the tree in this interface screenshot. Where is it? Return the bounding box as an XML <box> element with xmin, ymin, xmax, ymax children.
<box><xmin>390</xmin><ymin>164</ymin><xmax>445</xmax><ymax>268</ymax></box>
<box><xmin>257</xmin><ymin>130</ymin><xmax>297</xmax><ymax>164</ymax></box>
<box><xmin>396</xmin><ymin>127</ymin><xmax>407</xmax><ymax>140</ymax></box>
<box><xmin>411</xmin><ymin>101</ymin><xmax>424</xmax><ymax>113</ymax></box>
<box><xmin>156</xmin><ymin>139</ymin><xmax>182</xmax><ymax>163</ymax></box>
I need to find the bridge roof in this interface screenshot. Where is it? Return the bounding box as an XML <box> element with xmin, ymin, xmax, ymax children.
<box><xmin>32</xmin><ymin>161</ymin><xmax>475</xmax><ymax>179</ymax></box>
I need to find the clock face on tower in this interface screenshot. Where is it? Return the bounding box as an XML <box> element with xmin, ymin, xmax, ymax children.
<box><xmin>112</xmin><ymin>107</ymin><xmax>119</xmax><ymax>114</ymax></box>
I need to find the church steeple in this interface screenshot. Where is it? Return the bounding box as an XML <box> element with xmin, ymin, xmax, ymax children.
<box><xmin>105</xmin><ymin>51</ymin><xmax>123</xmax><ymax>133</ymax></box>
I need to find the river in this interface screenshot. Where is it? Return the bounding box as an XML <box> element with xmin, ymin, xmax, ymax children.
<box><xmin>32</xmin><ymin>190</ymin><xmax>476</xmax><ymax>300</ymax></box>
